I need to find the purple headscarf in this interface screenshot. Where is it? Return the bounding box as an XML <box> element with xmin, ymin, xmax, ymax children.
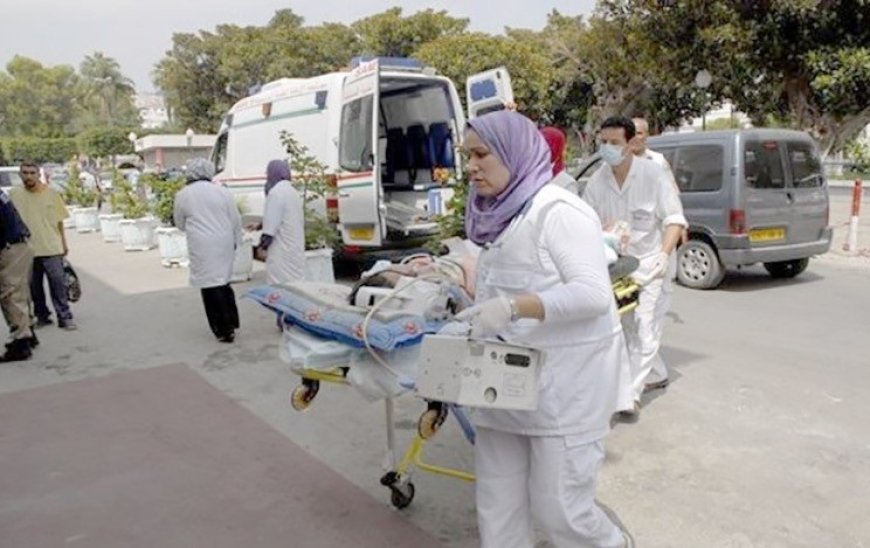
<box><xmin>465</xmin><ymin>111</ymin><xmax>554</xmax><ymax>245</ymax></box>
<box><xmin>265</xmin><ymin>159</ymin><xmax>291</xmax><ymax>195</ymax></box>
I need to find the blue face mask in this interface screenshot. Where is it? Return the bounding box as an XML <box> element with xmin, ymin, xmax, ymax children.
<box><xmin>600</xmin><ymin>143</ymin><xmax>626</xmax><ymax>167</ymax></box>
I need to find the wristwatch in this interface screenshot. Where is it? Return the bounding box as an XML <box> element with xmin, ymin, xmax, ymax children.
<box><xmin>508</xmin><ymin>297</ymin><xmax>520</xmax><ymax>322</ymax></box>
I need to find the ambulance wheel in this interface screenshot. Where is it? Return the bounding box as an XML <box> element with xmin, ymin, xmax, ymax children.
<box><xmin>390</xmin><ymin>482</ymin><xmax>415</xmax><ymax>510</ymax></box>
<box><xmin>289</xmin><ymin>381</ymin><xmax>320</xmax><ymax>411</ymax></box>
<box><xmin>418</xmin><ymin>406</ymin><xmax>447</xmax><ymax>440</ymax></box>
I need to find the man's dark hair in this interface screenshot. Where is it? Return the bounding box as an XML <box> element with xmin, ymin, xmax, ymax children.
<box><xmin>19</xmin><ymin>159</ymin><xmax>39</xmax><ymax>170</ymax></box>
<box><xmin>601</xmin><ymin>116</ymin><xmax>636</xmax><ymax>141</ymax></box>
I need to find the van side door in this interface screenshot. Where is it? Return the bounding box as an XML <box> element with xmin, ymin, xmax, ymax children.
<box><xmin>783</xmin><ymin>139</ymin><xmax>829</xmax><ymax>245</ymax></box>
<box><xmin>338</xmin><ymin>59</ymin><xmax>383</xmax><ymax>247</ymax></box>
<box><xmin>465</xmin><ymin>67</ymin><xmax>514</xmax><ymax>120</ymax></box>
<box><xmin>743</xmin><ymin>139</ymin><xmax>792</xmax><ymax>246</ymax></box>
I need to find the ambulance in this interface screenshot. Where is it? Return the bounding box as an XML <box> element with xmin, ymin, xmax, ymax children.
<box><xmin>211</xmin><ymin>57</ymin><xmax>513</xmax><ymax>257</ymax></box>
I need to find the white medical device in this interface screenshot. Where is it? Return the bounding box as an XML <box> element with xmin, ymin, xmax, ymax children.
<box><xmin>415</xmin><ymin>335</ymin><xmax>544</xmax><ymax>411</ymax></box>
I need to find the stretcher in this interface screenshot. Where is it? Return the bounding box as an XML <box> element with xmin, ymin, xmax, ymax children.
<box><xmin>246</xmin><ymin>253</ymin><xmax>641</xmax><ymax>509</ymax></box>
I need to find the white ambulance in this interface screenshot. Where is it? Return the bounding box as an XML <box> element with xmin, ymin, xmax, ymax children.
<box><xmin>211</xmin><ymin>57</ymin><xmax>512</xmax><ymax>257</ymax></box>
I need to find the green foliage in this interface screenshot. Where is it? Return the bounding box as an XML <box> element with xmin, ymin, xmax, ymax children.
<box><xmin>0</xmin><ymin>53</ymin><xmax>138</xmax><ymax>140</ymax></box>
<box><xmin>845</xmin><ymin>140</ymin><xmax>870</xmax><ymax>175</ymax></box>
<box><xmin>0</xmin><ymin>56</ymin><xmax>80</xmax><ymax>138</ymax></box>
<box><xmin>113</xmin><ymin>176</ymin><xmax>151</xmax><ymax>220</ymax></box>
<box><xmin>426</xmin><ymin>170</ymin><xmax>469</xmax><ymax>252</ymax></box>
<box><xmin>76</xmin><ymin>51</ymin><xmax>139</xmax><ymax>130</ymax></box>
<box><xmin>279</xmin><ymin>131</ymin><xmax>341</xmax><ymax>250</ymax></box>
<box><xmin>64</xmin><ymin>164</ymin><xmax>83</xmax><ymax>205</ymax></box>
<box><xmin>415</xmin><ymin>33</ymin><xmax>556</xmax><ymax>121</ymax></box>
<box><xmin>605</xmin><ymin>0</ymin><xmax>870</xmax><ymax>155</ymax></box>
<box><xmin>704</xmin><ymin>117</ymin><xmax>742</xmax><ymax>131</ymax></box>
<box><xmin>352</xmin><ymin>8</ymin><xmax>469</xmax><ymax>57</ymax></box>
<box><xmin>0</xmin><ymin>137</ymin><xmax>77</xmax><ymax>164</ymax></box>
<box><xmin>149</xmin><ymin>174</ymin><xmax>186</xmax><ymax>225</ymax></box>
<box><xmin>76</xmin><ymin>126</ymin><xmax>133</xmax><ymax>159</ymax></box>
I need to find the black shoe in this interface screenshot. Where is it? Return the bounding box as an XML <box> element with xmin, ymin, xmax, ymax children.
<box><xmin>34</xmin><ymin>318</ymin><xmax>53</xmax><ymax>328</ymax></box>
<box><xmin>218</xmin><ymin>332</ymin><xmax>235</xmax><ymax>343</ymax></box>
<box><xmin>25</xmin><ymin>334</ymin><xmax>39</xmax><ymax>348</ymax></box>
<box><xmin>1</xmin><ymin>339</ymin><xmax>32</xmax><ymax>362</ymax></box>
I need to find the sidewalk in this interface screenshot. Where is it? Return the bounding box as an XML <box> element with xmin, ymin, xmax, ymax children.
<box><xmin>822</xmin><ymin>181</ymin><xmax>870</xmax><ymax>266</ymax></box>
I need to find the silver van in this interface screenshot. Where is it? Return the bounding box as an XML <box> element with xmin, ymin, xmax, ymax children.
<box><xmin>576</xmin><ymin>129</ymin><xmax>832</xmax><ymax>289</ymax></box>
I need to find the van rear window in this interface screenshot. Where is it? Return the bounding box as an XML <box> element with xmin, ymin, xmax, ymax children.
<box><xmin>787</xmin><ymin>142</ymin><xmax>824</xmax><ymax>188</ymax></box>
<box><xmin>671</xmin><ymin>145</ymin><xmax>723</xmax><ymax>192</ymax></box>
<box><xmin>745</xmin><ymin>141</ymin><xmax>785</xmax><ymax>189</ymax></box>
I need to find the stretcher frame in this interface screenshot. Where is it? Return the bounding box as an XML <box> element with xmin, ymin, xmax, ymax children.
<box><xmin>282</xmin><ymin>271</ymin><xmax>641</xmax><ymax>509</ymax></box>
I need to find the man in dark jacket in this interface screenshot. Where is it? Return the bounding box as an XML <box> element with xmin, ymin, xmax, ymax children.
<box><xmin>0</xmin><ymin>191</ymin><xmax>38</xmax><ymax>361</ymax></box>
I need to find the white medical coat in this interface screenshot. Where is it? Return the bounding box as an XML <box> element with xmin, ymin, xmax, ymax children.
<box><xmin>174</xmin><ymin>181</ymin><xmax>242</xmax><ymax>288</ymax></box>
<box><xmin>262</xmin><ymin>180</ymin><xmax>305</xmax><ymax>286</ymax></box>
<box><xmin>583</xmin><ymin>156</ymin><xmax>687</xmax><ymax>273</ymax></box>
<box><xmin>472</xmin><ymin>184</ymin><xmax>624</xmax><ymax>441</ymax></box>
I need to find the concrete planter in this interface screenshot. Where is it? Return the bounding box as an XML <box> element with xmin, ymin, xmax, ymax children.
<box><xmin>304</xmin><ymin>248</ymin><xmax>335</xmax><ymax>284</ymax></box>
<box><xmin>119</xmin><ymin>218</ymin><xmax>156</xmax><ymax>251</ymax></box>
<box><xmin>99</xmin><ymin>214</ymin><xmax>123</xmax><ymax>243</ymax></box>
<box><xmin>155</xmin><ymin>227</ymin><xmax>189</xmax><ymax>268</ymax></box>
<box><xmin>74</xmin><ymin>207</ymin><xmax>100</xmax><ymax>233</ymax></box>
<box><xmin>64</xmin><ymin>207</ymin><xmax>81</xmax><ymax>229</ymax></box>
<box><xmin>230</xmin><ymin>233</ymin><xmax>256</xmax><ymax>283</ymax></box>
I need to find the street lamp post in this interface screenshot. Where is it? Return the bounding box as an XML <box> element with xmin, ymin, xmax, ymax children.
<box><xmin>694</xmin><ymin>69</ymin><xmax>712</xmax><ymax>131</ymax></box>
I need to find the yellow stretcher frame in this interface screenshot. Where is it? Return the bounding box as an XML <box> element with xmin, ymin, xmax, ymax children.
<box><xmin>285</xmin><ymin>275</ymin><xmax>642</xmax><ymax>509</ymax></box>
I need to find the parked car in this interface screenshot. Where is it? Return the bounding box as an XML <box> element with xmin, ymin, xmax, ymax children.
<box><xmin>0</xmin><ymin>167</ymin><xmax>23</xmax><ymax>192</ymax></box>
<box><xmin>573</xmin><ymin>129</ymin><xmax>832</xmax><ymax>289</ymax></box>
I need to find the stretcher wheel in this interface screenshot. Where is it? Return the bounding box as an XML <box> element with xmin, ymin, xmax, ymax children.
<box><xmin>417</xmin><ymin>405</ymin><xmax>448</xmax><ymax>440</ymax></box>
<box><xmin>389</xmin><ymin>482</ymin><xmax>415</xmax><ymax>510</ymax></box>
<box><xmin>289</xmin><ymin>380</ymin><xmax>320</xmax><ymax>411</ymax></box>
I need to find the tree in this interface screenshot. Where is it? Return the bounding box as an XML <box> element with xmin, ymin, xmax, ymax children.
<box><xmin>605</xmin><ymin>0</ymin><xmax>870</xmax><ymax>156</ymax></box>
<box><xmin>153</xmin><ymin>28</ymin><xmax>236</xmax><ymax>132</ymax></box>
<box><xmin>352</xmin><ymin>8</ymin><xmax>469</xmax><ymax>57</ymax></box>
<box><xmin>0</xmin><ymin>56</ymin><xmax>80</xmax><ymax>138</ymax></box>
<box><xmin>414</xmin><ymin>33</ymin><xmax>557</xmax><ymax>121</ymax></box>
<box><xmin>78</xmin><ymin>52</ymin><xmax>139</xmax><ymax>129</ymax></box>
<box><xmin>77</xmin><ymin>126</ymin><xmax>133</xmax><ymax>159</ymax></box>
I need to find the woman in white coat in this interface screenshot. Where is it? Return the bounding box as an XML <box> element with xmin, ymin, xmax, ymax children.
<box><xmin>174</xmin><ymin>158</ymin><xmax>243</xmax><ymax>343</ymax></box>
<box><xmin>454</xmin><ymin>111</ymin><xmax>630</xmax><ymax>547</ymax></box>
<box><xmin>255</xmin><ymin>160</ymin><xmax>305</xmax><ymax>286</ymax></box>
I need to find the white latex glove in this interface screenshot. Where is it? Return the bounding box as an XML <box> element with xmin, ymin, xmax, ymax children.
<box><xmin>453</xmin><ymin>296</ymin><xmax>513</xmax><ymax>339</ymax></box>
<box><xmin>648</xmin><ymin>251</ymin><xmax>670</xmax><ymax>280</ymax></box>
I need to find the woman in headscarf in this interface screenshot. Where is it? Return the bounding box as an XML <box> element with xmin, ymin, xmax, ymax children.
<box><xmin>540</xmin><ymin>125</ymin><xmax>580</xmax><ymax>195</ymax></box>
<box><xmin>174</xmin><ymin>158</ymin><xmax>243</xmax><ymax>343</ymax></box>
<box><xmin>255</xmin><ymin>159</ymin><xmax>305</xmax><ymax>286</ymax></box>
<box><xmin>454</xmin><ymin>111</ymin><xmax>630</xmax><ymax>547</ymax></box>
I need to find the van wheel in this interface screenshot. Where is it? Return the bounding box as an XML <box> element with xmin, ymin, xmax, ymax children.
<box><xmin>763</xmin><ymin>258</ymin><xmax>809</xmax><ymax>278</ymax></box>
<box><xmin>677</xmin><ymin>240</ymin><xmax>725</xmax><ymax>289</ymax></box>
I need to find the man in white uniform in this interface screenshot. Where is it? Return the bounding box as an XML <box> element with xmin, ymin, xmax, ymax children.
<box><xmin>174</xmin><ymin>159</ymin><xmax>243</xmax><ymax>342</ymax></box>
<box><xmin>584</xmin><ymin>116</ymin><xmax>687</xmax><ymax>415</ymax></box>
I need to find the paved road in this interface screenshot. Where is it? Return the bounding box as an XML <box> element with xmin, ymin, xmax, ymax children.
<box><xmin>1</xmin><ymin>228</ymin><xmax>868</xmax><ymax>547</ymax></box>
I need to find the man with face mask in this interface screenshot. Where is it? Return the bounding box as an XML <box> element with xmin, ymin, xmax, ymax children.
<box><xmin>583</xmin><ymin>116</ymin><xmax>687</xmax><ymax>417</ymax></box>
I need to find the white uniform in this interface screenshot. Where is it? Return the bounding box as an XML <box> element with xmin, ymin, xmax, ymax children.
<box><xmin>583</xmin><ymin>157</ymin><xmax>687</xmax><ymax>407</ymax></box>
<box><xmin>174</xmin><ymin>181</ymin><xmax>242</xmax><ymax>288</ymax></box>
<box><xmin>643</xmin><ymin>148</ymin><xmax>681</xmax><ymax>282</ymax></box>
<box><xmin>549</xmin><ymin>170</ymin><xmax>580</xmax><ymax>196</ymax></box>
<box><xmin>473</xmin><ymin>184</ymin><xmax>626</xmax><ymax>548</ymax></box>
<box><xmin>262</xmin><ymin>180</ymin><xmax>305</xmax><ymax>286</ymax></box>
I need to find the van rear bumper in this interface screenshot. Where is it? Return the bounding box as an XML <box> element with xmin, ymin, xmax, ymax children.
<box><xmin>716</xmin><ymin>227</ymin><xmax>833</xmax><ymax>265</ymax></box>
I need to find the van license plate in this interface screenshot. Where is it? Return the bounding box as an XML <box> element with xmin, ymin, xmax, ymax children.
<box><xmin>749</xmin><ymin>227</ymin><xmax>785</xmax><ymax>242</ymax></box>
<box><xmin>348</xmin><ymin>227</ymin><xmax>374</xmax><ymax>241</ymax></box>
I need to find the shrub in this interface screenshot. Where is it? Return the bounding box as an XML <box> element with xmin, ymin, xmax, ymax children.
<box><xmin>279</xmin><ymin>131</ymin><xmax>342</xmax><ymax>250</ymax></box>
